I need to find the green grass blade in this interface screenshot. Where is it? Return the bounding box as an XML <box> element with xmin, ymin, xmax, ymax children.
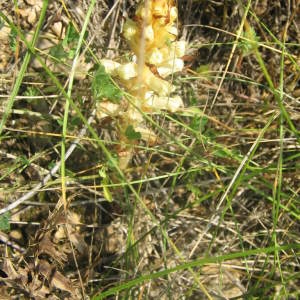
<box><xmin>0</xmin><ymin>0</ymin><xmax>48</xmax><ymax>135</ymax></box>
<box><xmin>60</xmin><ymin>0</ymin><xmax>96</xmax><ymax>208</ymax></box>
<box><xmin>93</xmin><ymin>243</ymin><xmax>300</xmax><ymax>299</ymax></box>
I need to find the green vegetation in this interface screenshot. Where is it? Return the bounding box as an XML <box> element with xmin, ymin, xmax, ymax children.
<box><xmin>0</xmin><ymin>0</ymin><xmax>299</xmax><ymax>299</ymax></box>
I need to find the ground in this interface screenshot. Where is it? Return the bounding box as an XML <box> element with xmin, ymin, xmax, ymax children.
<box><xmin>0</xmin><ymin>0</ymin><xmax>299</xmax><ymax>299</ymax></box>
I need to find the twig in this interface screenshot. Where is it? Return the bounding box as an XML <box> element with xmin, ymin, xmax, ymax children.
<box><xmin>0</xmin><ymin>231</ymin><xmax>26</xmax><ymax>253</ymax></box>
<box><xmin>0</xmin><ymin>110</ymin><xmax>96</xmax><ymax>215</ymax></box>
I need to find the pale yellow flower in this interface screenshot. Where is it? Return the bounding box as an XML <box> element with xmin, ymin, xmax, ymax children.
<box><xmin>100</xmin><ymin>59</ymin><xmax>120</xmax><ymax>75</ymax></box>
<box><xmin>144</xmin><ymin>94</ymin><xmax>183</xmax><ymax>112</ymax></box>
<box><xmin>96</xmin><ymin>101</ymin><xmax>120</xmax><ymax>119</ymax></box>
<box><xmin>143</xmin><ymin>66</ymin><xmax>175</xmax><ymax>96</ymax></box>
<box><xmin>157</xmin><ymin>58</ymin><xmax>184</xmax><ymax>77</ymax></box>
<box><xmin>122</xmin><ymin>18</ymin><xmax>138</xmax><ymax>41</ymax></box>
<box><xmin>117</xmin><ymin>62</ymin><xmax>138</xmax><ymax>80</ymax></box>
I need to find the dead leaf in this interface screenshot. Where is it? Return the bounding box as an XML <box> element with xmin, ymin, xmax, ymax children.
<box><xmin>29</xmin><ymin>275</ymin><xmax>51</xmax><ymax>299</ymax></box>
<box><xmin>38</xmin><ymin>260</ymin><xmax>75</xmax><ymax>296</ymax></box>
<box><xmin>38</xmin><ymin>235</ymin><xmax>68</xmax><ymax>265</ymax></box>
<box><xmin>68</xmin><ymin>232</ymin><xmax>87</xmax><ymax>255</ymax></box>
<box><xmin>53</xmin><ymin>211</ymin><xmax>88</xmax><ymax>255</ymax></box>
<box><xmin>2</xmin><ymin>257</ymin><xmax>19</xmax><ymax>280</ymax></box>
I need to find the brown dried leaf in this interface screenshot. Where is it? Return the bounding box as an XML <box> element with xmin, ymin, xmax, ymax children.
<box><xmin>25</xmin><ymin>0</ymin><xmax>42</xmax><ymax>7</ymax></box>
<box><xmin>67</xmin><ymin>211</ymin><xmax>81</xmax><ymax>227</ymax></box>
<box><xmin>68</xmin><ymin>232</ymin><xmax>87</xmax><ymax>255</ymax></box>
<box><xmin>29</xmin><ymin>275</ymin><xmax>50</xmax><ymax>299</ymax></box>
<box><xmin>2</xmin><ymin>254</ymin><xmax>29</xmax><ymax>287</ymax></box>
<box><xmin>0</xmin><ymin>286</ymin><xmax>11</xmax><ymax>299</ymax></box>
<box><xmin>38</xmin><ymin>235</ymin><xmax>68</xmax><ymax>265</ymax></box>
<box><xmin>2</xmin><ymin>257</ymin><xmax>19</xmax><ymax>280</ymax></box>
<box><xmin>38</xmin><ymin>260</ymin><xmax>75</xmax><ymax>296</ymax></box>
<box><xmin>53</xmin><ymin>211</ymin><xmax>88</xmax><ymax>255</ymax></box>
<box><xmin>201</xmin><ymin>261</ymin><xmax>245</xmax><ymax>298</ymax></box>
<box><xmin>50</xmin><ymin>270</ymin><xmax>74</xmax><ymax>295</ymax></box>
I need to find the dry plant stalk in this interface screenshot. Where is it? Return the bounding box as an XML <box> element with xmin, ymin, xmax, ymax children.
<box><xmin>98</xmin><ymin>0</ymin><xmax>186</xmax><ymax>168</ymax></box>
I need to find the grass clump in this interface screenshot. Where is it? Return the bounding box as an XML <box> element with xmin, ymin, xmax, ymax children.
<box><xmin>0</xmin><ymin>0</ymin><xmax>299</xmax><ymax>299</ymax></box>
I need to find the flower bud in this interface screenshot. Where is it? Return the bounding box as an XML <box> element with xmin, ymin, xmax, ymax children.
<box><xmin>123</xmin><ymin>19</ymin><xmax>138</xmax><ymax>41</ymax></box>
<box><xmin>117</xmin><ymin>62</ymin><xmax>138</xmax><ymax>80</ymax></box>
<box><xmin>172</xmin><ymin>40</ymin><xmax>186</xmax><ymax>58</ymax></box>
<box><xmin>169</xmin><ymin>7</ymin><xmax>178</xmax><ymax>22</ymax></box>
<box><xmin>144</xmin><ymin>25</ymin><xmax>154</xmax><ymax>42</ymax></box>
<box><xmin>157</xmin><ymin>58</ymin><xmax>184</xmax><ymax>77</ymax></box>
<box><xmin>144</xmin><ymin>67</ymin><xmax>175</xmax><ymax>96</ymax></box>
<box><xmin>135</xmin><ymin>126</ymin><xmax>157</xmax><ymax>144</ymax></box>
<box><xmin>145</xmin><ymin>95</ymin><xmax>183</xmax><ymax>112</ymax></box>
<box><xmin>96</xmin><ymin>101</ymin><xmax>120</xmax><ymax>119</ymax></box>
<box><xmin>147</xmin><ymin>48</ymin><xmax>164</xmax><ymax>65</ymax></box>
<box><xmin>136</xmin><ymin>5</ymin><xmax>152</xmax><ymax>23</ymax></box>
<box><xmin>100</xmin><ymin>59</ymin><xmax>120</xmax><ymax>75</ymax></box>
<box><xmin>152</xmin><ymin>0</ymin><xmax>169</xmax><ymax>17</ymax></box>
<box><xmin>123</xmin><ymin>107</ymin><xmax>143</xmax><ymax>123</ymax></box>
<box><xmin>167</xmin><ymin>26</ymin><xmax>178</xmax><ymax>38</ymax></box>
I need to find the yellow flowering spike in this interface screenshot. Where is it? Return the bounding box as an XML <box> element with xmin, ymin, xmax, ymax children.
<box><xmin>96</xmin><ymin>0</ymin><xmax>187</xmax><ymax>169</ymax></box>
